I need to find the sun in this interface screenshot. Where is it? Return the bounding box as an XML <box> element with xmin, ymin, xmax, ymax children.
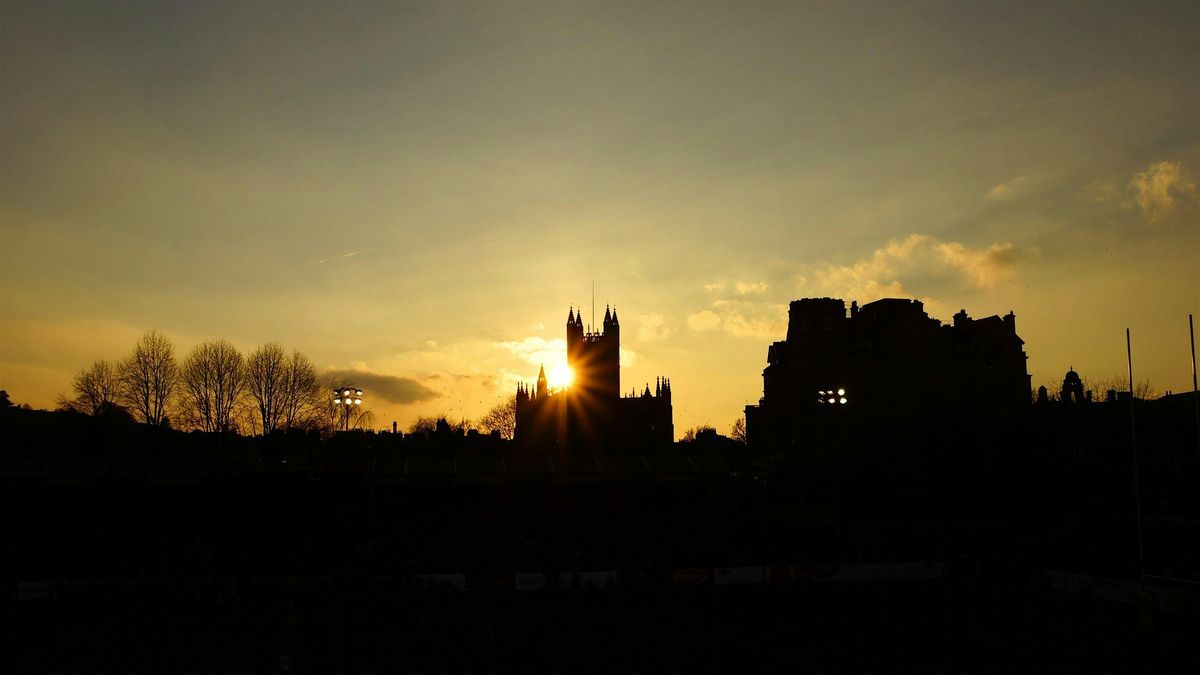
<box><xmin>548</xmin><ymin>363</ymin><xmax>574</xmax><ymax>389</ymax></box>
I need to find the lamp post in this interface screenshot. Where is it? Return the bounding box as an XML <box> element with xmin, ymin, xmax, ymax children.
<box><xmin>817</xmin><ymin>388</ymin><xmax>848</xmax><ymax>406</ymax></box>
<box><xmin>334</xmin><ymin>386</ymin><xmax>363</xmax><ymax>431</ymax></box>
<box><xmin>817</xmin><ymin>387</ymin><xmax>849</xmax><ymax>543</ymax></box>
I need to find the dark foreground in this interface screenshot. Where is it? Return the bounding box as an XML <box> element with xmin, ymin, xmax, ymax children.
<box><xmin>6</xmin><ymin>580</ymin><xmax>1197</xmax><ymax>673</ymax></box>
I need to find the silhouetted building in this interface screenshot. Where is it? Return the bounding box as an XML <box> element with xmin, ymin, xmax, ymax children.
<box><xmin>1033</xmin><ymin>368</ymin><xmax>1095</xmax><ymax>406</ymax></box>
<box><xmin>1059</xmin><ymin>368</ymin><xmax>1090</xmax><ymax>403</ymax></box>
<box><xmin>515</xmin><ymin>306</ymin><xmax>673</xmax><ymax>453</ymax></box>
<box><xmin>744</xmin><ymin>298</ymin><xmax>1030</xmax><ymax>448</ymax></box>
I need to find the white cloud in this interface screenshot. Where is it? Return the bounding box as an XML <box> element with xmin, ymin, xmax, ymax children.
<box><xmin>1128</xmin><ymin>161</ymin><xmax>1197</xmax><ymax>222</ymax></box>
<box><xmin>716</xmin><ymin>306</ymin><xmax>786</xmax><ymax>338</ymax></box>
<box><xmin>495</xmin><ymin>336</ymin><xmax>567</xmax><ymax>368</ymax></box>
<box><xmin>683</xmin><ymin>234</ymin><xmax>1025</xmax><ymax>343</ymax></box>
<box><xmin>686</xmin><ymin>299</ymin><xmax>786</xmax><ymax>339</ymax></box>
<box><xmin>636</xmin><ymin>313</ymin><xmax>673</xmax><ymax>342</ymax></box>
<box><xmin>619</xmin><ymin>347</ymin><xmax>637</xmax><ymax>368</ymax></box>
<box><xmin>934</xmin><ymin>241</ymin><xmax>1019</xmax><ymax>289</ymax></box>
<box><xmin>1084</xmin><ymin>179</ymin><xmax>1121</xmax><ymax>204</ymax></box>
<box><xmin>735</xmin><ymin>281</ymin><xmax>769</xmax><ymax>295</ymax></box>
<box><xmin>800</xmin><ymin>234</ymin><xmax>928</xmax><ymax>301</ymax></box>
<box><xmin>798</xmin><ymin>234</ymin><xmax>1022</xmax><ymax>302</ymax></box>
<box><xmin>687</xmin><ymin>310</ymin><xmax>721</xmax><ymax>331</ymax></box>
<box><xmin>703</xmin><ymin>281</ymin><xmax>726</xmax><ymax>292</ymax></box>
<box><xmin>986</xmin><ymin>176</ymin><xmax>1029</xmax><ymax>200</ymax></box>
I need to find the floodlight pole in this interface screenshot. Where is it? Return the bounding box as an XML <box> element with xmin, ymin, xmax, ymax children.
<box><xmin>1190</xmin><ymin>314</ymin><xmax>1199</xmax><ymax>459</ymax></box>
<box><xmin>333</xmin><ymin>387</ymin><xmax>363</xmax><ymax>431</ymax></box>
<box><xmin>1127</xmin><ymin>328</ymin><xmax>1144</xmax><ymax>582</ymax></box>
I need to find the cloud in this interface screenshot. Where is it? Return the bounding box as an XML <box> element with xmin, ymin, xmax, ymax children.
<box><xmin>1084</xmin><ymin>179</ymin><xmax>1121</xmax><ymax>203</ymax></box>
<box><xmin>798</xmin><ymin>233</ymin><xmax>1025</xmax><ymax>304</ymax></box>
<box><xmin>735</xmin><ymin>281</ymin><xmax>769</xmax><ymax>295</ymax></box>
<box><xmin>322</xmin><ymin>367</ymin><xmax>440</xmax><ymax>405</ymax></box>
<box><xmin>934</xmin><ymin>241</ymin><xmax>1019</xmax><ymax>289</ymax></box>
<box><xmin>683</xmin><ymin>233</ymin><xmax>1025</xmax><ymax>341</ymax></box>
<box><xmin>1128</xmin><ymin>161</ymin><xmax>1197</xmax><ymax>222</ymax></box>
<box><xmin>687</xmin><ymin>300</ymin><xmax>786</xmax><ymax>339</ymax></box>
<box><xmin>707</xmin><ymin>280</ymin><xmax>768</xmax><ymax>295</ymax></box>
<box><xmin>932</xmin><ymin>80</ymin><xmax>1145</xmax><ymax>126</ymax></box>
<box><xmin>687</xmin><ymin>310</ymin><xmax>721</xmax><ymax>331</ymax></box>
<box><xmin>495</xmin><ymin>336</ymin><xmax>567</xmax><ymax>367</ymax></box>
<box><xmin>636</xmin><ymin>313</ymin><xmax>674</xmax><ymax>342</ymax></box>
<box><xmin>802</xmin><ymin>234</ymin><xmax>928</xmax><ymax>301</ymax></box>
<box><xmin>713</xmin><ymin>304</ymin><xmax>786</xmax><ymax>338</ymax></box>
<box><xmin>315</xmin><ymin>246</ymin><xmax>376</xmax><ymax>264</ymax></box>
<box><xmin>986</xmin><ymin>176</ymin><xmax>1029</xmax><ymax>200</ymax></box>
<box><xmin>619</xmin><ymin>347</ymin><xmax>637</xmax><ymax>368</ymax></box>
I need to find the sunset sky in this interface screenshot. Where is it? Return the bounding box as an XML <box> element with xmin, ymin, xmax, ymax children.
<box><xmin>2</xmin><ymin>2</ymin><xmax>1198</xmax><ymax>435</ymax></box>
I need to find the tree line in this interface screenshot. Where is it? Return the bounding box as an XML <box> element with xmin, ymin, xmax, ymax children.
<box><xmin>58</xmin><ymin>330</ymin><xmax>364</xmax><ymax>435</ymax></box>
<box><xmin>405</xmin><ymin>394</ymin><xmax>516</xmax><ymax>440</ymax></box>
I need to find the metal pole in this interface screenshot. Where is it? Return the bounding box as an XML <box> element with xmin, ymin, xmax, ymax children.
<box><xmin>1190</xmin><ymin>314</ymin><xmax>1199</xmax><ymax>458</ymax></box>
<box><xmin>1127</xmin><ymin>328</ymin><xmax>1145</xmax><ymax>581</ymax></box>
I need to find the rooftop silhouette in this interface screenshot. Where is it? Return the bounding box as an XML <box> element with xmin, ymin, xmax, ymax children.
<box><xmin>746</xmin><ymin>297</ymin><xmax>1030</xmax><ymax>448</ymax></box>
<box><xmin>515</xmin><ymin>304</ymin><xmax>673</xmax><ymax>454</ymax></box>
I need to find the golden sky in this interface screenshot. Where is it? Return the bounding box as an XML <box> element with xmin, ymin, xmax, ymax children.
<box><xmin>2</xmin><ymin>2</ymin><xmax>1198</xmax><ymax>435</ymax></box>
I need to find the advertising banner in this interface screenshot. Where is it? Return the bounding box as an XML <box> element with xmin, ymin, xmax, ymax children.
<box><xmin>715</xmin><ymin>566</ymin><xmax>766</xmax><ymax>584</ymax></box>
<box><xmin>416</xmin><ymin>574</ymin><xmax>467</xmax><ymax>591</ymax></box>
<box><xmin>514</xmin><ymin>573</ymin><xmax>550</xmax><ymax>591</ymax></box>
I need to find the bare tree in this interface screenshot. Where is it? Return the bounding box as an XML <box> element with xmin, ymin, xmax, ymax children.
<box><xmin>281</xmin><ymin>350</ymin><xmax>323</xmax><ymax>430</ymax></box>
<box><xmin>351</xmin><ymin>409</ymin><xmax>376</xmax><ymax>431</ymax></box>
<box><xmin>1089</xmin><ymin>375</ymin><xmax>1157</xmax><ymax>400</ymax></box>
<box><xmin>450</xmin><ymin>417</ymin><xmax>473</xmax><ymax>434</ymax></box>
<box><xmin>178</xmin><ymin>340</ymin><xmax>245</xmax><ymax>433</ymax></box>
<box><xmin>408</xmin><ymin>415</ymin><xmax>439</xmax><ymax>436</ymax></box>
<box><xmin>309</xmin><ymin>395</ymin><xmax>341</xmax><ymax>434</ymax></box>
<box><xmin>67</xmin><ymin>359</ymin><xmax>121</xmax><ymax>415</ymax></box>
<box><xmin>119</xmin><ymin>330</ymin><xmax>178</xmax><ymax>426</ymax></box>
<box><xmin>479</xmin><ymin>395</ymin><xmax>517</xmax><ymax>439</ymax></box>
<box><xmin>730</xmin><ymin>417</ymin><xmax>746</xmax><ymax>443</ymax></box>
<box><xmin>246</xmin><ymin>343</ymin><xmax>289</xmax><ymax>435</ymax></box>
<box><xmin>680</xmin><ymin>425</ymin><xmax>717</xmax><ymax>443</ymax></box>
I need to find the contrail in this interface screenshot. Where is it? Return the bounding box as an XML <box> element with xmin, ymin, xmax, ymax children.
<box><xmin>316</xmin><ymin>246</ymin><xmax>377</xmax><ymax>264</ymax></box>
<box><xmin>933</xmin><ymin>80</ymin><xmax>1145</xmax><ymax>126</ymax></box>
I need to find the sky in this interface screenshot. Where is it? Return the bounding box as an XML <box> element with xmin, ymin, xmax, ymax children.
<box><xmin>2</xmin><ymin>1</ymin><xmax>1198</xmax><ymax>435</ymax></box>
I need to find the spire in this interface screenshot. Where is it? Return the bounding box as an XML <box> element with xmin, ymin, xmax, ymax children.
<box><xmin>568</xmin><ymin>307</ymin><xmax>575</xmax><ymax>324</ymax></box>
<box><xmin>604</xmin><ymin>305</ymin><xmax>611</xmax><ymax>323</ymax></box>
<box><xmin>612</xmin><ymin>306</ymin><xmax>618</xmax><ymax>323</ymax></box>
<box><xmin>536</xmin><ymin>364</ymin><xmax>548</xmax><ymax>399</ymax></box>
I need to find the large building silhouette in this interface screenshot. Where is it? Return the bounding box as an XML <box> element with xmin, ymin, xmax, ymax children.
<box><xmin>744</xmin><ymin>297</ymin><xmax>1030</xmax><ymax>448</ymax></box>
<box><xmin>515</xmin><ymin>305</ymin><xmax>674</xmax><ymax>453</ymax></box>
